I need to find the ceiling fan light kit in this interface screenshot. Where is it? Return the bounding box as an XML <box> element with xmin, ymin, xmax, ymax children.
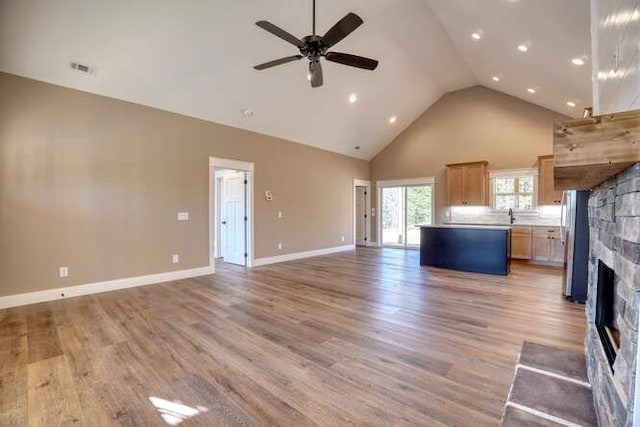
<box><xmin>253</xmin><ymin>0</ymin><xmax>379</xmax><ymax>88</ymax></box>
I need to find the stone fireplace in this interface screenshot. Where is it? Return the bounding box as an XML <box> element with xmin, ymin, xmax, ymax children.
<box><xmin>586</xmin><ymin>163</ymin><xmax>640</xmax><ymax>426</ymax></box>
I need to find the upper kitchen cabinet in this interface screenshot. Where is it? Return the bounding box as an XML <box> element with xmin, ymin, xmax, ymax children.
<box><xmin>538</xmin><ymin>155</ymin><xmax>563</xmax><ymax>205</ymax></box>
<box><xmin>592</xmin><ymin>0</ymin><xmax>640</xmax><ymax>115</ymax></box>
<box><xmin>446</xmin><ymin>161</ymin><xmax>488</xmax><ymax>206</ymax></box>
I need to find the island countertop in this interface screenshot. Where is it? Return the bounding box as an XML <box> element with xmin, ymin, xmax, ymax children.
<box><xmin>418</xmin><ymin>224</ymin><xmax>512</xmax><ymax>230</ymax></box>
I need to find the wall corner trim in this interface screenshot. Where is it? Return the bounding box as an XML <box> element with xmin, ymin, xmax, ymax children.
<box><xmin>0</xmin><ymin>266</ymin><xmax>216</xmax><ymax>310</ymax></box>
<box><xmin>252</xmin><ymin>245</ymin><xmax>355</xmax><ymax>267</ymax></box>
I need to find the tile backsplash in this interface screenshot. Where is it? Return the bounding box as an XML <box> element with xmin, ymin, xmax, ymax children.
<box><xmin>446</xmin><ymin>205</ymin><xmax>562</xmax><ymax>226</ymax></box>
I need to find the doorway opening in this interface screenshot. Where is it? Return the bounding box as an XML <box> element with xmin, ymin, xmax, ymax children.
<box><xmin>353</xmin><ymin>179</ymin><xmax>371</xmax><ymax>247</ymax></box>
<box><xmin>209</xmin><ymin>158</ymin><xmax>254</xmax><ymax>267</ymax></box>
<box><xmin>377</xmin><ymin>178</ymin><xmax>434</xmax><ymax>249</ymax></box>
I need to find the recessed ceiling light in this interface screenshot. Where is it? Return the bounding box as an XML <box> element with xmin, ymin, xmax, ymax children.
<box><xmin>492</xmin><ymin>76</ymin><xmax>501</xmax><ymax>82</ymax></box>
<box><xmin>517</xmin><ymin>44</ymin><xmax>529</xmax><ymax>52</ymax></box>
<box><xmin>571</xmin><ymin>58</ymin><xmax>585</xmax><ymax>66</ymax></box>
<box><xmin>527</xmin><ymin>88</ymin><xmax>536</xmax><ymax>94</ymax></box>
<box><xmin>471</xmin><ymin>32</ymin><xmax>482</xmax><ymax>40</ymax></box>
<box><xmin>349</xmin><ymin>93</ymin><xmax>358</xmax><ymax>104</ymax></box>
<box><xmin>242</xmin><ymin>108</ymin><xmax>254</xmax><ymax>117</ymax></box>
<box><xmin>567</xmin><ymin>101</ymin><xmax>576</xmax><ymax>107</ymax></box>
<box><xmin>389</xmin><ymin>116</ymin><xmax>397</xmax><ymax>124</ymax></box>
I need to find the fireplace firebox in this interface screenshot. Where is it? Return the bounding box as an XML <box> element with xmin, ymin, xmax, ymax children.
<box><xmin>595</xmin><ymin>260</ymin><xmax>620</xmax><ymax>370</ymax></box>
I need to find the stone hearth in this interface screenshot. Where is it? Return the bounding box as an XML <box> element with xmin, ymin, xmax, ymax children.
<box><xmin>586</xmin><ymin>163</ymin><xmax>640</xmax><ymax>426</ymax></box>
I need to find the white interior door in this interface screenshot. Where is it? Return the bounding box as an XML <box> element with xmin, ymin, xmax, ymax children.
<box><xmin>221</xmin><ymin>171</ymin><xmax>246</xmax><ymax>265</ymax></box>
<box><xmin>215</xmin><ymin>176</ymin><xmax>223</xmax><ymax>258</ymax></box>
<box><xmin>355</xmin><ymin>186</ymin><xmax>366</xmax><ymax>246</ymax></box>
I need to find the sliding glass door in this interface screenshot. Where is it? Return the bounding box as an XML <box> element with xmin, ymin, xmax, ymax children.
<box><xmin>381</xmin><ymin>184</ymin><xmax>433</xmax><ymax>247</ymax></box>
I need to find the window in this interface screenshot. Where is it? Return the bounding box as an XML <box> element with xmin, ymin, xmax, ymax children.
<box><xmin>491</xmin><ymin>170</ymin><xmax>536</xmax><ymax>210</ymax></box>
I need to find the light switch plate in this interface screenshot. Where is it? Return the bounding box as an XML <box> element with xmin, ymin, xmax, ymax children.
<box><xmin>59</xmin><ymin>267</ymin><xmax>69</xmax><ymax>278</ymax></box>
<box><xmin>177</xmin><ymin>212</ymin><xmax>189</xmax><ymax>221</ymax></box>
<box><xmin>172</xmin><ymin>254</ymin><xmax>179</xmax><ymax>264</ymax></box>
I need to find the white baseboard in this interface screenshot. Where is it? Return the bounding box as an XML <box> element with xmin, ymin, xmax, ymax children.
<box><xmin>366</xmin><ymin>241</ymin><xmax>379</xmax><ymax>247</ymax></box>
<box><xmin>0</xmin><ymin>265</ymin><xmax>216</xmax><ymax>310</ymax></box>
<box><xmin>253</xmin><ymin>245</ymin><xmax>355</xmax><ymax>267</ymax></box>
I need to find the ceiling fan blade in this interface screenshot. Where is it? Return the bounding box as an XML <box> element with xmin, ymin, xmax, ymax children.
<box><xmin>254</xmin><ymin>55</ymin><xmax>303</xmax><ymax>70</ymax></box>
<box><xmin>255</xmin><ymin>21</ymin><xmax>305</xmax><ymax>48</ymax></box>
<box><xmin>325</xmin><ymin>52</ymin><xmax>378</xmax><ymax>70</ymax></box>
<box><xmin>321</xmin><ymin>13</ymin><xmax>363</xmax><ymax>49</ymax></box>
<box><xmin>309</xmin><ymin>59</ymin><xmax>323</xmax><ymax>88</ymax></box>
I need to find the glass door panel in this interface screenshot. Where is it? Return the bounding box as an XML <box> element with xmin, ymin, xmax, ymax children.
<box><xmin>406</xmin><ymin>185</ymin><xmax>432</xmax><ymax>246</ymax></box>
<box><xmin>382</xmin><ymin>187</ymin><xmax>404</xmax><ymax>246</ymax></box>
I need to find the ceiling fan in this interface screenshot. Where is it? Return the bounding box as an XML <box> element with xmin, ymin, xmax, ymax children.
<box><xmin>253</xmin><ymin>0</ymin><xmax>379</xmax><ymax>88</ymax></box>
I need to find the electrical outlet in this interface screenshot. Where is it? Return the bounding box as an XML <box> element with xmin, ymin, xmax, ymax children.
<box><xmin>341</xmin><ymin>236</ymin><xmax>345</xmax><ymax>242</ymax></box>
<box><xmin>177</xmin><ymin>212</ymin><xmax>189</xmax><ymax>221</ymax></box>
<box><xmin>59</xmin><ymin>267</ymin><xmax>69</xmax><ymax>278</ymax></box>
<box><xmin>172</xmin><ymin>254</ymin><xmax>179</xmax><ymax>264</ymax></box>
<box><xmin>278</xmin><ymin>243</ymin><xmax>283</xmax><ymax>250</ymax></box>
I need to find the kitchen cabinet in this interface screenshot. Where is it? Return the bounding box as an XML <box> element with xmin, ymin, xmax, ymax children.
<box><xmin>510</xmin><ymin>226</ymin><xmax>532</xmax><ymax>260</ymax></box>
<box><xmin>446</xmin><ymin>161</ymin><xmax>488</xmax><ymax>206</ymax></box>
<box><xmin>532</xmin><ymin>227</ymin><xmax>564</xmax><ymax>264</ymax></box>
<box><xmin>538</xmin><ymin>155</ymin><xmax>563</xmax><ymax>205</ymax></box>
<box><xmin>550</xmin><ymin>234</ymin><xmax>565</xmax><ymax>264</ymax></box>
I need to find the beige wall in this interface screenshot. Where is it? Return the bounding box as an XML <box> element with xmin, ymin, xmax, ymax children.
<box><xmin>0</xmin><ymin>72</ymin><xmax>369</xmax><ymax>297</ymax></box>
<box><xmin>371</xmin><ymin>86</ymin><xmax>567</xmax><ymax>240</ymax></box>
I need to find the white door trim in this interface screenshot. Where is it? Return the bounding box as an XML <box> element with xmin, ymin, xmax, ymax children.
<box><xmin>353</xmin><ymin>179</ymin><xmax>371</xmax><ymax>247</ymax></box>
<box><xmin>376</xmin><ymin>177</ymin><xmax>436</xmax><ymax>188</ymax></box>
<box><xmin>209</xmin><ymin>157</ymin><xmax>254</xmax><ymax>268</ymax></box>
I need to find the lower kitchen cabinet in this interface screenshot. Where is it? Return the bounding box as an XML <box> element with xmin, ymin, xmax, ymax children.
<box><xmin>510</xmin><ymin>227</ymin><xmax>532</xmax><ymax>260</ymax></box>
<box><xmin>531</xmin><ymin>227</ymin><xmax>564</xmax><ymax>264</ymax></box>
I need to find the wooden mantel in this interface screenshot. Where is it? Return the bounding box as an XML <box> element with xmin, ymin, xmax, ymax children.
<box><xmin>553</xmin><ymin>109</ymin><xmax>640</xmax><ymax>190</ymax></box>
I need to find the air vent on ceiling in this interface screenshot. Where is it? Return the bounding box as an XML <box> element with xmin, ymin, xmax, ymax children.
<box><xmin>70</xmin><ymin>61</ymin><xmax>94</xmax><ymax>74</ymax></box>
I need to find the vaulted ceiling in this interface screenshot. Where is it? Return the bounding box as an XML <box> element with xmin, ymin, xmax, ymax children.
<box><xmin>0</xmin><ymin>0</ymin><xmax>591</xmax><ymax>160</ymax></box>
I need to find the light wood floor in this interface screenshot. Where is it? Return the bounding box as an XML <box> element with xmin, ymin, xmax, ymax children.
<box><xmin>0</xmin><ymin>247</ymin><xmax>585</xmax><ymax>426</ymax></box>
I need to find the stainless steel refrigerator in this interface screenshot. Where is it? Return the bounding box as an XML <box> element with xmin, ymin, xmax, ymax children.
<box><xmin>561</xmin><ymin>190</ymin><xmax>590</xmax><ymax>303</ymax></box>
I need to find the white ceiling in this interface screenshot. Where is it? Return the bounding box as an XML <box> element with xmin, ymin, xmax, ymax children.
<box><xmin>0</xmin><ymin>0</ymin><xmax>591</xmax><ymax>160</ymax></box>
<box><xmin>427</xmin><ymin>0</ymin><xmax>593</xmax><ymax>120</ymax></box>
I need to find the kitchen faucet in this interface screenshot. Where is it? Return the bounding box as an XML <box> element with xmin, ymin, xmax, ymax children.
<box><xmin>508</xmin><ymin>208</ymin><xmax>516</xmax><ymax>225</ymax></box>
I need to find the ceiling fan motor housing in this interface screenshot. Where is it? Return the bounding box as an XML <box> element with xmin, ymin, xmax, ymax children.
<box><xmin>301</xmin><ymin>35</ymin><xmax>326</xmax><ymax>59</ymax></box>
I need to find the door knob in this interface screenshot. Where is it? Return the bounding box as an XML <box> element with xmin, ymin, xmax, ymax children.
<box><xmin>222</xmin><ymin>221</ymin><xmax>227</xmax><ymax>225</ymax></box>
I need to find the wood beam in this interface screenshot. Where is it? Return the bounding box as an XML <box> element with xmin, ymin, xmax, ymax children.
<box><xmin>553</xmin><ymin>109</ymin><xmax>640</xmax><ymax>190</ymax></box>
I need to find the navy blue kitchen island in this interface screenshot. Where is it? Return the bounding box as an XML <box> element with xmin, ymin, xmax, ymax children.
<box><xmin>419</xmin><ymin>225</ymin><xmax>511</xmax><ymax>275</ymax></box>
